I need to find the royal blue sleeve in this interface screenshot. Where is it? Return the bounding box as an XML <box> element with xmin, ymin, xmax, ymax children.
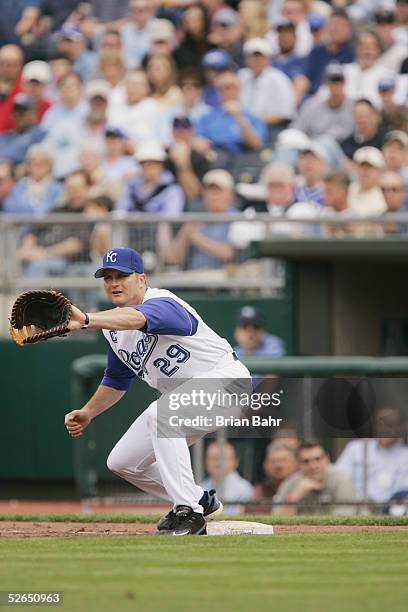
<box><xmin>101</xmin><ymin>342</ymin><xmax>136</xmax><ymax>391</ymax></box>
<box><xmin>134</xmin><ymin>298</ymin><xmax>198</xmax><ymax>336</ymax></box>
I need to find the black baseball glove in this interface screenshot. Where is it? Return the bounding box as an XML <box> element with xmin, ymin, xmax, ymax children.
<box><xmin>9</xmin><ymin>290</ymin><xmax>72</xmax><ymax>346</ymax></box>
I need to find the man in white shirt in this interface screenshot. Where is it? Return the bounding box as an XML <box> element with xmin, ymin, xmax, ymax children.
<box><xmin>239</xmin><ymin>37</ymin><xmax>295</xmax><ymax>128</ymax></box>
<box><xmin>348</xmin><ymin>146</ymin><xmax>387</xmax><ymax>215</ymax></box>
<box><xmin>336</xmin><ymin>407</ymin><xmax>408</xmax><ymax>503</ymax></box>
<box><xmin>120</xmin><ymin>0</ymin><xmax>155</xmax><ymax>69</ymax></box>
<box><xmin>201</xmin><ymin>441</ymin><xmax>254</xmax><ymax>503</ymax></box>
<box><xmin>107</xmin><ymin>70</ymin><xmax>163</xmax><ymax>146</ymax></box>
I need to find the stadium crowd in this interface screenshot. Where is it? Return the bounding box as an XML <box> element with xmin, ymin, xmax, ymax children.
<box><xmin>0</xmin><ymin>0</ymin><xmax>407</xmax><ymax>276</ymax></box>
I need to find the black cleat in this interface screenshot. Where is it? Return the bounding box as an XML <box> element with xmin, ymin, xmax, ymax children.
<box><xmin>169</xmin><ymin>506</ymin><xmax>207</xmax><ymax>536</ymax></box>
<box><xmin>157</xmin><ymin>489</ymin><xmax>223</xmax><ymax>531</ymax></box>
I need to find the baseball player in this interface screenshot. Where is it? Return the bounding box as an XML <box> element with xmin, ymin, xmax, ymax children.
<box><xmin>65</xmin><ymin>247</ymin><xmax>251</xmax><ymax>535</ymax></box>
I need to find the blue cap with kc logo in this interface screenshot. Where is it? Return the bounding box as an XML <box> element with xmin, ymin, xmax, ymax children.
<box><xmin>94</xmin><ymin>248</ymin><xmax>144</xmax><ymax>278</ymax></box>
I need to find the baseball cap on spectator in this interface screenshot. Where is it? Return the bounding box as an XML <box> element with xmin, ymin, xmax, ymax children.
<box><xmin>353</xmin><ymin>147</ymin><xmax>385</xmax><ymax>168</ymax></box>
<box><xmin>301</xmin><ymin>141</ymin><xmax>326</xmax><ymax>161</ymax></box>
<box><xmin>212</xmin><ymin>7</ymin><xmax>240</xmax><ymax>27</ymax></box>
<box><xmin>374</xmin><ymin>9</ymin><xmax>396</xmax><ymax>24</ymax></box>
<box><xmin>324</xmin><ymin>63</ymin><xmax>345</xmax><ymax>81</ymax></box>
<box><xmin>236</xmin><ymin>306</ymin><xmax>265</xmax><ymax>328</ymax></box>
<box><xmin>378</xmin><ymin>77</ymin><xmax>396</xmax><ymax>92</ymax></box>
<box><xmin>136</xmin><ymin>141</ymin><xmax>167</xmax><ymax>163</ymax></box>
<box><xmin>85</xmin><ymin>79</ymin><xmax>111</xmax><ymax>100</ymax></box>
<box><xmin>105</xmin><ymin>126</ymin><xmax>127</xmax><ymax>139</ymax></box>
<box><xmin>150</xmin><ymin>19</ymin><xmax>175</xmax><ymax>42</ymax></box>
<box><xmin>172</xmin><ymin>116</ymin><xmax>192</xmax><ymax>129</ymax></box>
<box><xmin>203</xmin><ymin>169</ymin><xmax>234</xmax><ymax>190</ymax></box>
<box><xmin>275</xmin><ymin>18</ymin><xmax>295</xmax><ymax>31</ymax></box>
<box><xmin>57</xmin><ymin>23</ymin><xmax>83</xmax><ymax>40</ymax></box>
<box><xmin>202</xmin><ymin>49</ymin><xmax>233</xmax><ymax>70</ymax></box>
<box><xmin>22</xmin><ymin>60</ymin><xmax>51</xmax><ymax>84</ymax></box>
<box><xmin>94</xmin><ymin>247</ymin><xmax>144</xmax><ymax>278</ymax></box>
<box><xmin>384</xmin><ymin>130</ymin><xmax>408</xmax><ymax>149</ymax></box>
<box><xmin>243</xmin><ymin>38</ymin><xmax>273</xmax><ymax>56</ymax></box>
<box><xmin>309</xmin><ymin>14</ymin><xmax>327</xmax><ymax>31</ymax></box>
<box><xmin>13</xmin><ymin>93</ymin><xmax>36</xmax><ymax>110</ymax></box>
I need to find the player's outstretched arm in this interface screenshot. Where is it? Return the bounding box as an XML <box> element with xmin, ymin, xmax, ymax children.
<box><xmin>68</xmin><ymin>305</ymin><xmax>146</xmax><ymax>332</ymax></box>
<box><xmin>65</xmin><ymin>385</ymin><xmax>126</xmax><ymax>438</ymax></box>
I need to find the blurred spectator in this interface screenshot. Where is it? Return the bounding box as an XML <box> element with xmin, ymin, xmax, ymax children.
<box><xmin>293</xmin><ymin>8</ymin><xmax>354</xmax><ymax>102</ymax></box>
<box><xmin>374</xmin><ymin>9</ymin><xmax>408</xmax><ymax>73</ymax></box>
<box><xmin>0</xmin><ymin>1</ymin><xmax>41</xmax><ymax>46</ymax></box>
<box><xmin>273</xmin><ymin>440</ymin><xmax>357</xmax><ymax>515</ymax></box>
<box><xmin>239</xmin><ymin>38</ymin><xmax>295</xmax><ymax>128</ymax></box>
<box><xmin>382</xmin><ymin>130</ymin><xmax>408</xmax><ymax>206</ymax></box>
<box><xmin>146</xmin><ymin>53</ymin><xmax>182</xmax><ymax>110</ymax></box>
<box><xmin>291</xmin><ymin>63</ymin><xmax>354</xmax><ymax>142</ymax></box>
<box><xmin>21</xmin><ymin>61</ymin><xmax>53</xmax><ymax>123</ymax></box>
<box><xmin>56</xmin><ymin>23</ymin><xmax>97</xmax><ymax>83</ymax></box>
<box><xmin>167</xmin><ymin>169</ymin><xmax>235</xmax><ymax>269</ymax></box>
<box><xmin>349</xmin><ymin>147</ymin><xmax>387</xmax><ymax>216</ymax></box>
<box><xmin>42</xmin><ymin>72</ymin><xmax>87</xmax><ymax>178</ymax></box>
<box><xmin>173</xmin><ymin>5</ymin><xmax>210</xmax><ymax>69</ymax></box>
<box><xmin>88</xmin><ymin>0</ymin><xmax>129</xmax><ymax>23</ymax></box>
<box><xmin>98</xmin><ymin>27</ymin><xmax>122</xmax><ymax>52</ymax></box>
<box><xmin>0</xmin><ymin>160</ymin><xmax>16</xmax><ymax>211</ymax></box>
<box><xmin>272</xmin><ymin>18</ymin><xmax>308</xmax><ymax>81</ymax></box>
<box><xmin>381</xmin><ymin>171</ymin><xmax>405</xmax><ymax>217</ymax></box>
<box><xmin>0</xmin><ymin>45</ymin><xmax>24</xmax><ymax>132</ymax></box>
<box><xmin>233</xmin><ymin>306</ymin><xmax>286</xmax><ymax>359</ymax></box>
<box><xmin>48</xmin><ymin>54</ymin><xmax>73</xmax><ymax>99</ymax></box>
<box><xmin>117</xmin><ymin>140</ymin><xmax>184</xmax><ymax>214</ymax></box>
<box><xmin>272</xmin><ymin>426</ymin><xmax>301</xmax><ymax>450</ymax></box>
<box><xmin>378</xmin><ymin>78</ymin><xmax>408</xmax><ymax>132</ymax></box>
<box><xmin>261</xmin><ymin>162</ymin><xmax>298</xmax><ymax>213</ymax></box>
<box><xmin>120</xmin><ymin>0</ymin><xmax>155</xmax><ymax>69</ymax></box>
<box><xmin>78</xmin><ymin>142</ymin><xmax>121</xmax><ymax>202</ymax></box>
<box><xmin>238</xmin><ymin>0</ymin><xmax>269</xmax><ymax>40</ymax></box>
<box><xmin>336</xmin><ymin>407</ymin><xmax>408</xmax><ymax>504</ymax></box>
<box><xmin>252</xmin><ymin>443</ymin><xmax>298</xmax><ymax>500</ymax></box>
<box><xmin>321</xmin><ymin>170</ymin><xmax>350</xmax><ymax>213</ymax></box>
<box><xmin>58</xmin><ymin>170</ymin><xmax>90</xmax><ymax>212</ymax></box>
<box><xmin>201</xmin><ymin>48</ymin><xmax>234</xmax><ymax>107</ymax></box>
<box><xmin>0</xmin><ymin>94</ymin><xmax>45</xmax><ymax>164</ymax></box>
<box><xmin>173</xmin><ymin>69</ymin><xmax>211</xmax><ymax>126</ymax></box>
<box><xmin>84</xmin><ymin>194</ymin><xmax>114</xmax><ymax>260</ymax></box>
<box><xmin>208</xmin><ymin>7</ymin><xmax>245</xmax><ymax>68</ymax></box>
<box><xmin>167</xmin><ymin>116</ymin><xmax>210</xmax><ymax>203</ymax></box>
<box><xmin>148</xmin><ymin>19</ymin><xmax>176</xmax><ymax>59</ymax></box>
<box><xmin>17</xmin><ymin>171</ymin><xmax>90</xmax><ymax>277</ymax></box>
<box><xmin>395</xmin><ymin>0</ymin><xmax>408</xmax><ymax>45</ymax></box>
<box><xmin>41</xmin><ymin>71</ymin><xmax>87</xmax><ymax>130</ymax></box>
<box><xmin>340</xmin><ymin>98</ymin><xmax>385</xmax><ymax>160</ymax></box>
<box><xmin>196</xmin><ymin>69</ymin><xmax>267</xmax><ymax>153</ymax></box>
<box><xmin>308</xmin><ymin>13</ymin><xmax>327</xmax><ymax>46</ymax></box>
<box><xmin>36</xmin><ymin>1</ymin><xmax>82</xmax><ymax>33</ymax></box>
<box><xmin>280</xmin><ymin>0</ymin><xmax>313</xmax><ymax>57</ymax></box>
<box><xmin>98</xmin><ymin>48</ymin><xmax>125</xmax><ymax>88</ymax></box>
<box><xmin>295</xmin><ymin>143</ymin><xmax>326</xmax><ymax>207</ymax></box>
<box><xmin>107</xmin><ymin>69</ymin><xmax>163</xmax><ymax>145</ymax></box>
<box><xmin>201</xmin><ymin>441</ymin><xmax>254</xmax><ymax>503</ymax></box>
<box><xmin>82</xmin><ymin>79</ymin><xmax>110</xmax><ymax>141</ymax></box>
<box><xmin>3</xmin><ymin>144</ymin><xmax>62</xmax><ymax>215</ymax></box>
<box><xmin>102</xmin><ymin>126</ymin><xmax>136</xmax><ymax>182</ymax></box>
<box><xmin>343</xmin><ymin>29</ymin><xmax>396</xmax><ymax>105</ymax></box>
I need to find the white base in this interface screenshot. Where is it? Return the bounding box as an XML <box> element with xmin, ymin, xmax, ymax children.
<box><xmin>206</xmin><ymin>521</ymin><xmax>274</xmax><ymax>536</ymax></box>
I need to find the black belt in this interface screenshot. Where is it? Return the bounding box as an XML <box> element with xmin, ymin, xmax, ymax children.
<box><xmin>232</xmin><ymin>351</ymin><xmax>238</xmax><ymax>361</ymax></box>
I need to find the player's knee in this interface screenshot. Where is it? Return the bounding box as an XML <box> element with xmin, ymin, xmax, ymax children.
<box><xmin>106</xmin><ymin>450</ymin><xmax>123</xmax><ymax>474</ymax></box>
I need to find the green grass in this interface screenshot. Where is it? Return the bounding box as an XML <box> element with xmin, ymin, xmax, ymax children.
<box><xmin>0</xmin><ymin>532</ymin><xmax>407</xmax><ymax>612</ymax></box>
<box><xmin>0</xmin><ymin>512</ymin><xmax>408</xmax><ymax>525</ymax></box>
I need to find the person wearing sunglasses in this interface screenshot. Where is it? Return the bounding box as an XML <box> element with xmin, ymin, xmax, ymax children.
<box><xmin>273</xmin><ymin>440</ymin><xmax>356</xmax><ymax>515</ymax></box>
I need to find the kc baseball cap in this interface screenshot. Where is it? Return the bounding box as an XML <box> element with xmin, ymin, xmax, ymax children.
<box><xmin>236</xmin><ymin>306</ymin><xmax>265</xmax><ymax>328</ymax></box>
<box><xmin>94</xmin><ymin>248</ymin><xmax>144</xmax><ymax>278</ymax></box>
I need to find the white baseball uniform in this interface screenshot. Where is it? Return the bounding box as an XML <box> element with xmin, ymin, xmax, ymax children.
<box><xmin>102</xmin><ymin>287</ymin><xmax>251</xmax><ymax>512</ymax></box>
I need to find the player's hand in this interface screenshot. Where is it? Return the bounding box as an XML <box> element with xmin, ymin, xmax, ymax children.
<box><xmin>65</xmin><ymin>409</ymin><xmax>91</xmax><ymax>437</ymax></box>
<box><xmin>68</xmin><ymin>305</ymin><xmax>87</xmax><ymax>331</ymax></box>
